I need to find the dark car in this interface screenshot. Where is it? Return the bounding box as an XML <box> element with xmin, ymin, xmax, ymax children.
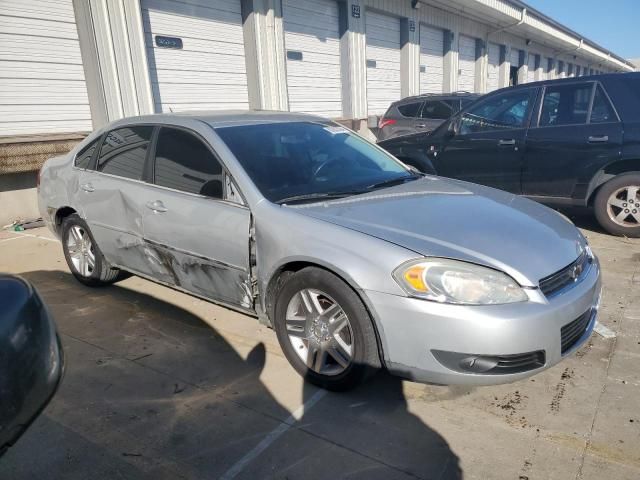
<box><xmin>379</xmin><ymin>72</ymin><xmax>640</xmax><ymax>237</ymax></box>
<box><xmin>376</xmin><ymin>92</ymin><xmax>480</xmax><ymax>141</ymax></box>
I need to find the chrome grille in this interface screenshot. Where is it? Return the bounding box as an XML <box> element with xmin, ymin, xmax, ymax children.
<box><xmin>539</xmin><ymin>252</ymin><xmax>592</xmax><ymax>297</ymax></box>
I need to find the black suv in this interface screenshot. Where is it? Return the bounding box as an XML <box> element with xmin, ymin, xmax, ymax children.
<box><xmin>376</xmin><ymin>92</ymin><xmax>480</xmax><ymax>141</ymax></box>
<box><xmin>379</xmin><ymin>72</ymin><xmax>640</xmax><ymax>237</ymax></box>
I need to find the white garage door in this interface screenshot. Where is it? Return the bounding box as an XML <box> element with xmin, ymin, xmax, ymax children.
<box><xmin>526</xmin><ymin>54</ymin><xmax>536</xmax><ymax>83</ymax></box>
<box><xmin>0</xmin><ymin>0</ymin><xmax>92</xmax><ymax>136</ymax></box>
<box><xmin>419</xmin><ymin>25</ymin><xmax>444</xmax><ymax>94</ymax></box>
<box><xmin>486</xmin><ymin>42</ymin><xmax>501</xmax><ymax>92</ymax></box>
<box><xmin>283</xmin><ymin>0</ymin><xmax>341</xmax><ymax>118</ymax></box>
<box><xmin>457</xmin><ymin>35</ymin><xmax>476</xmax><ymax>92</ymax></box>
<box><xmin>509</xmin><ymin>48</ymin><xmax>520</xmax><ymax>68</ymax></box>
<box><xmin>142</xmin><ymin>0</ymin><xmax>249</xmax><ymax>113</ymax></box>
<box><xmin>365</xmin><ymin>11</ymin><xmax>401</xmax><ymax>115</ymax></box>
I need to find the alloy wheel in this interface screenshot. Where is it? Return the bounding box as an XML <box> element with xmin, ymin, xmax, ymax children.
<box><xmin>285</xmin><ymin>288</ymin><xmax>354</xmax><ymax>376</ymax></box>
<box><xmin>606</xmin><ymin>186</ymin><xmax>640</xmax><ymax>227</ymax></box>
<box><xmin>67</xmin><ymin>225</ymin><xmax>95</xmax><ymax>277</ymax></box>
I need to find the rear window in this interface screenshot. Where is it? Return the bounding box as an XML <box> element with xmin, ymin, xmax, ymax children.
<box><xmin>590</xmin><ymin>86</ymin><xmax>617</xmax><ymax>123</ymax></box>
<box><xmin>396</xmin><ymin>102</ymin><xmax>422</xmax><ymax>118</ymax></box>
<box><xmin>96</xmin><ymin>126</ymin><xmax>153</xmax><ymax>181</ymax></box>
<box><xmin>420</xmin><ymin>101</ymin><xmax>452</xmax><ymax>119</ymax></box>
<box><xmin>539</xmin><ymin>83</ymin><xmax>592</xmax><ymax>127</ymax></box>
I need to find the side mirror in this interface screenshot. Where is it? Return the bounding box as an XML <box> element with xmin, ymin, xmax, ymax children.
<box><xmin>0</xmin><ymin>275</ymin><xmax>63</xmax><ymax>456</ymax></box>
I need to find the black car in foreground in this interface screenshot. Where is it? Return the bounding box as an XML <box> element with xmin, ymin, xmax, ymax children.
<box><xmin>379</xmin><ymin>72</ymin><xmax>640</xmax><ymax>237</ymax></box>
<box><xmin>376</xmin><ymin>92</ymin><xmax>480</xmax><ymax>141</ymax></box>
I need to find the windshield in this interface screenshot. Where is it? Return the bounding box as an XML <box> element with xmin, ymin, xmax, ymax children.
<box><xmin>214</xmin><ymin>122</ymin><xmax>413</xmax><ymax>203</ymax></box>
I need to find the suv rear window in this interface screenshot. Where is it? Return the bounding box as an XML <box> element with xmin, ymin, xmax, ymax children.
<box><xmin>590</xmin><ymin>86</ymin><xmax>617</xmax><ymax>123</ymax></box>
<box><xmin>420</xmin><ymin>101</ymin><xmax>452</xmax><ymax>119</ymax></box>
<box><xmin>397</xmin><ymin>102</ymin><xmax>422</xmax><ymax>118</ymax></box>
<box><xmin>539</xmin><ymin>83</ymin><xmax>592</xmax><ymax>126</ymax></box>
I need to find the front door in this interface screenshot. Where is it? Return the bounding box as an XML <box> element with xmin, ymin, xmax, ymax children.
<box><xmin>434</xmin><ymin>87</ymin><xmax>537</xmax><ymax>194</ymax></box>
<box><xmin>523</xmin><ymin>82</ymin><xmax>623</xmax><ymax>199</ymax></box>
<box><xmin>79</xmin><ymin>125</ymin><xmax>156</xmax><ymax>277</ymax></box>
<box><xmin>141</xmin><ymin>126</ymin><xmax>253</xmax><ymax>310</ymax></box>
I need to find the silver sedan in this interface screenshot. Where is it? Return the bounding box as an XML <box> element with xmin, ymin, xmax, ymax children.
<box><xmin>38</xmin><ymin>112</ymin><xmax>601</xmax><ymax>390</ymax></box>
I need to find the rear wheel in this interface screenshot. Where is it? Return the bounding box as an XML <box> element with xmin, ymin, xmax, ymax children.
<box><xmin>273</xmin><ymin>267</ymin><xmax>380</xmax><ymax>391</ymax></box>
<box><xmin>61</xmin><ymin>214</ymin><xmax>128</xmax><ymax>286</ymax></box>
<box><xmin>594</xmin><ymin>174</ymin><xmax>640</xmax><ymax>237</ymax></box>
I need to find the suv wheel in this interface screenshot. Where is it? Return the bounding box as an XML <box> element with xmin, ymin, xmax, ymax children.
<box><xmin>273</xmin><ymin>267</ymin><xmax>380</xmax><ymax>391</ymax></box>
<box><xmin>61</xmin><ymin>214</ymin><xmax>129</xmax><ymax>286</ymax></box>
<box><xmin>594</xmin><ymin>174</ymin><xmax>640</xmax><ymax>237</ymax></box>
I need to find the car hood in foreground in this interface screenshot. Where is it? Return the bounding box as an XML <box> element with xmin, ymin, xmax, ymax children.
<box><xmin>290</xmin><ymin>177</ymin><xmax>585</xmax><ymax>287</ymax></box>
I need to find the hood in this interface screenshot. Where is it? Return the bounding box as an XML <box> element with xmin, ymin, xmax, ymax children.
<box><xmin>291</xmin><ymin>177</ymin><xmax>586</xmax><ymax>287</ymax></box>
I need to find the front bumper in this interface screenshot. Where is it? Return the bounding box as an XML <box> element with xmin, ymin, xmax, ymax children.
<box><xmin>365</xmin><ymin>258</ymin><xmax>602</xmax><ymax>385</ymax></box>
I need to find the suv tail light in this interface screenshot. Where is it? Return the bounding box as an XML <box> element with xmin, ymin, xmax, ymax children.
<box><xmin>378</xmin><ymin>118</ymin><xmax>396</xmax><ymax>129</ymax></box>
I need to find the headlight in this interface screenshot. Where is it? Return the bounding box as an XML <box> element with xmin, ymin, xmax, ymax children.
<box><xmin>393</xmin><ymin>258</ymin><xmax>528</xmax><ymax>305</ymax></box>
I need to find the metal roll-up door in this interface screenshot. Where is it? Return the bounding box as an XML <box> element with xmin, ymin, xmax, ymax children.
<box><xmin>0</xmin><ymin>0</ymin><xmax>92</xmax><ymax>136</ymax></box>
<box><xmin>486</xmin><ymin>42</ymin><xmax>501</xmax><ymax>92</ymax></box>
<box><xmin>419</xmin><ymin>24</ymin><xmax>444</xmax><ymax>94</ymax></box>
<box><xmin>365</xmin><ymin>11</ymin><xmax>401</xmax><ymax>115</ymax></box>
<box><xmin>283</xmin><ymin>0</ymin><xmax>342</xmax><ymax>118</ymax></box>
<box><xmin>526</xmin><ymin>54</ymin><xmax>536</xmax><ymax>83</ymax></box>
<box><xmin>142</xmin><ymin>0</ymin><xmax>249</xmax><ymax>112</ymax></box>
<box><xmin>509</xmin><ymin>48</ymin><xmax>520</xmax><ymax>68</ymax></box>
<box><xmin>457</xmin><ymin>35</ymin><xmax>476</xmax><ymax>92</ymax></box>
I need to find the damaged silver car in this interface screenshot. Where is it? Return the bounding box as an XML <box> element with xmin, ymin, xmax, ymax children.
<box><xmin>38</xmin><ymin>112</ymin><xmax>601</xmax><ymax>391</ymax></box>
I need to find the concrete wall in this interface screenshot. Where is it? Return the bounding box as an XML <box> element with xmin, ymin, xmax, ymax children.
<box><xmin>0</xmin><ymin>172</ymin><xmax>39</xmax><ymax>226</ymax></box>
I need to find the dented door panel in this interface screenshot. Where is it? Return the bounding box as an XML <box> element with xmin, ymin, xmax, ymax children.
<box><xmin>78</xmin><ymin>171</ymin><xmax>154</xmax><ymax>277</ymax></box>
<box><xmin>141</xmin><ymin>186</ymin><xmax>252</xmax><ymax>309</ymax></box>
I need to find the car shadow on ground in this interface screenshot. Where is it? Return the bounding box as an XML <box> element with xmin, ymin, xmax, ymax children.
<box><xmin>0</xmin><ymin>270</ymin><xmax>462</xmax><ymax>480</ymax></box>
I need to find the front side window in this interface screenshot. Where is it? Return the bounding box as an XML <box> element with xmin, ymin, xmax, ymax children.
<box><xmin>154</xmin><ymin>127</ymin><xmax>223</xmax><ymax>198</ymax></box>
<box><xmin>420</xmin><ymin>101</ymin><xmax>452</xmax><ymax>120</ymax></box>
<box><xmin>97</xmin><ymin>126</ymin><xmax>153</xmax><ymax>180</ymax></box>
<box><xmin>590</xmin><ymin>86</ymin><xmax>617</xmax><ymax>124</ymax></box>
<box><xmin>459</xmin><ymin>89</ymin><xmax>532</xmax><ymax>134</ymax></box>
<box><xmin>397</xmin><ymin>102</ymin><xmax>422</xmax><ymax>118</ymax></box>
<box><xmin>75</xmin><ymin>138</ymin><xmax>100</xmax><ymax>169</ymax></box>
<box><xmin>539</xmin><ymin>83</ymin><xmax>592</xmax><ymax>127</ymax></box>
<box><xmin>215</xmin><ymin>122</ymin><xmax>413</xmax><ymax>204</ymax></box>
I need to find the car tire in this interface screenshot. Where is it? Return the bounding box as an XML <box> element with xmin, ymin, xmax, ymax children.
<box><xmin>273</xmin><ymin>267</ymin><xmax>381</xmax><ymax>391</ymax></box>
<box><xmin>61</xmin><ymin>214</ymin><xmax>129</xmax><ymax>286</ymax></box>
<box><xmin>594</xmin><ymin>173</ymin><xmax>640</xmax><ymax>237</ymax></box>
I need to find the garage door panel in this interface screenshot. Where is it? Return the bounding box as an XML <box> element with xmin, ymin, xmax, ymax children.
<box><xmin>142</xmin><ymin>0</ymin><xmax>249</xmax><ymax>112</ymax></box>
<box><xmin>366</xmin><ymin>10</ymin><xmax>401</xmax><ymax>115</ymax></box>
<box><xmin>487</xmin><ymin>42</ymin><xmax>500</xmax><ymax>92</ymax></box>
<box><xmin>458</xmin><ymin>34</ymin><xmax>476</xmax><ymax>92</ymax></box>
<box><xmin>0</xmin><ymin>34</ymin><xmax>84</xmax><ymax>64</ymax></box>
<box><xmin>283</xmin><ymin>0</ymin><xmax>342</xmax><ymax>118</ymax></box>
<box><xmin>420</xmin><ymin>24</ymin><xmax>444</xmax><ymax>94</ymax></box>
<box><xmin>526</xmin><ymin>54</ymin><xmax>536</xmax><ymax>83</ymax></box>
<box><xmin>0</xmin><ymin>16</ymin><xmax>79</xmax><ymax>40</ymax></box>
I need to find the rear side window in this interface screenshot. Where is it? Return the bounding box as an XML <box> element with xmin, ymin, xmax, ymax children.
<box><xmin>153</xmin><ymin>127</ymin><xmax>223</xmax><ymax>198</ymax></box>
<box><xmin>75</xmin><ymin>138</ymin><xmax>99</xmax><ymax>169</ymax></box>
<box><xmin>539</xmin><ymin>83</ymin><xmax>592</xmax><ymax>127</ymax></box>
<box><xmin>397</xmin><ymin>102</ymin><xmax>422</xmax><ymax>118</ymax></box>
<box><xmin>420</xmin><ymin>101</ymin><xmax>452</xmax><ymax>119</ymax></box>
<box><xmin>590</xmin><ymin>86</ymin><xmax>617</xmax><ymax>123</ymax></box>
<box><xmin>97</xmin><ymin>126</ymin><xmax>153</xmax><ymax>180</ymax></box>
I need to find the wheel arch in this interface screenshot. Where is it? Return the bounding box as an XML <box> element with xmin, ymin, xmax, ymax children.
<box><xmin>53</xmin><ymin>206</ymin><xmax>78</xmax><ymax>235</ymax></box>
<box><xmin>586</xmin><ymin>161</ymin><xmax>640</xmax><ymax>206</ymax></box>
<box><xmin>263</xmin><ymin>258</ymin><xmax>388</xmax><ymax>365</ymax></box>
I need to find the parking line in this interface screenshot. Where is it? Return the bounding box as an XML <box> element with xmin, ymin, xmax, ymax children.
<box><xmin>2</xmin><ymin>232</ymin><xmax>60</xmax><ymax>243</ymax></box>
<box><xmin>220</xmin><ymin>389</ymin><xmax>327</xmax><ymax>480</ymax></box>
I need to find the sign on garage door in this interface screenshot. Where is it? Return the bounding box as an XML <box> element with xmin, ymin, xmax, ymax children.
<box><xmin>486</xmin><ymin>42</ymin><xmax>500</xmax><ymax>92</ymax></box>
<box><xmin>142</xmin><ymin>0</ymin><xmax>249</xmax><ymax>112</ymax></box>
<box><xmin>419</xmin><ymin>25</ymin><xmax>444</xmax><ymax>94</ymax></box>
<box><xmin>283</xmin><ymin>0</ymin><xmax>342</xmax><ymax>118</ymax></box>
<box><xmin>457</xmin><ymin>35</ymin><xmax>476</xmax><ymax>92</ymax></box>
<box><xmin>365</xmin><ymin>11</ymin><xmax>401</xmax><ymax>115</ymax></box>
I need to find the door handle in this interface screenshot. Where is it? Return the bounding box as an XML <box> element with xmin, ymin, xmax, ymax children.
<box><xmin>146</xmin><ymin>200</ymin><xmax>168</xmax><ymax>213</ymax></box>
<box><xmin>588</xmin><ymin>135</ymin><xmax>609</xmax><ymax>143</ymax></box>
<box><xmin>498</xmin><ymin>139</ymin><xmax>516</xmax><ymax>146</ymax></box>
<box><xmin>415</xmin><ymin>123</ymin><xmax>427</xmax><ymax>128</ymax></box>
<box><xmin>81</xmin><ymin>183</ymin><xmax>94</xmax><ymax>193</ymax></box>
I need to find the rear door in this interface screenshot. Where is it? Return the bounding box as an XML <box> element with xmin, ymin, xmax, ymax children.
<box><xmin>78</xmin><ymin>125</ymin><xmax>156</xmax><ymax>276</ymax></box>
<box><xmin>522</xmin><ymin>82</ymin><xmax>623</xmax><ymax>200</ymax></box>
<box><xmin>433</xmin><ymin>87</ymin><xmax>537</xmax><ymax>193</ymax></box>
<box><xmin>141</xmin><ymin>126</ymin><xmax>253</xmax><ymax>309</ymax></box>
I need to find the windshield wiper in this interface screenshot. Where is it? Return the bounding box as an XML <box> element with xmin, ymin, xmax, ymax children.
<box><xmin>366</xmin><ymin>173</ymin><xmax>422</xmax><ymax>191</ymax></box>
<box><xmin>276</xmin><ymin>191</ymin><xmax>365</xmax><ymax>205</ymax></box>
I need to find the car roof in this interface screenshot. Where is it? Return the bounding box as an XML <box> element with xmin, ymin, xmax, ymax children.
<box><xmin>491</xmin><ymin>71</ymin><xmax>640</xmax><ymax>92</ymax></box>
<box><xmin>107</xmin><ymin>110</ymin><xmax>329</xmax><ymax>130</ymax></box>
<box><xmin>394</xmin><ymin>92</ymin><xmax>481</xmax><ymax>104</ymax></box>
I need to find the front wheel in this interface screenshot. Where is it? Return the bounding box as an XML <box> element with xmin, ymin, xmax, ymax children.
<box><xmin>61</xmin><ymin>214</ymin><xmax>128</xmax><ymax>286</ymax></box>
<box><xmin>594</xmin><ymin>174</ymin><xmax>640</xmax><ymax>237</ymax></box>
<box><xmin>273</xmin><ymin>267</ymin><xmax>380</xmax><ymax>391</ymax></box>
